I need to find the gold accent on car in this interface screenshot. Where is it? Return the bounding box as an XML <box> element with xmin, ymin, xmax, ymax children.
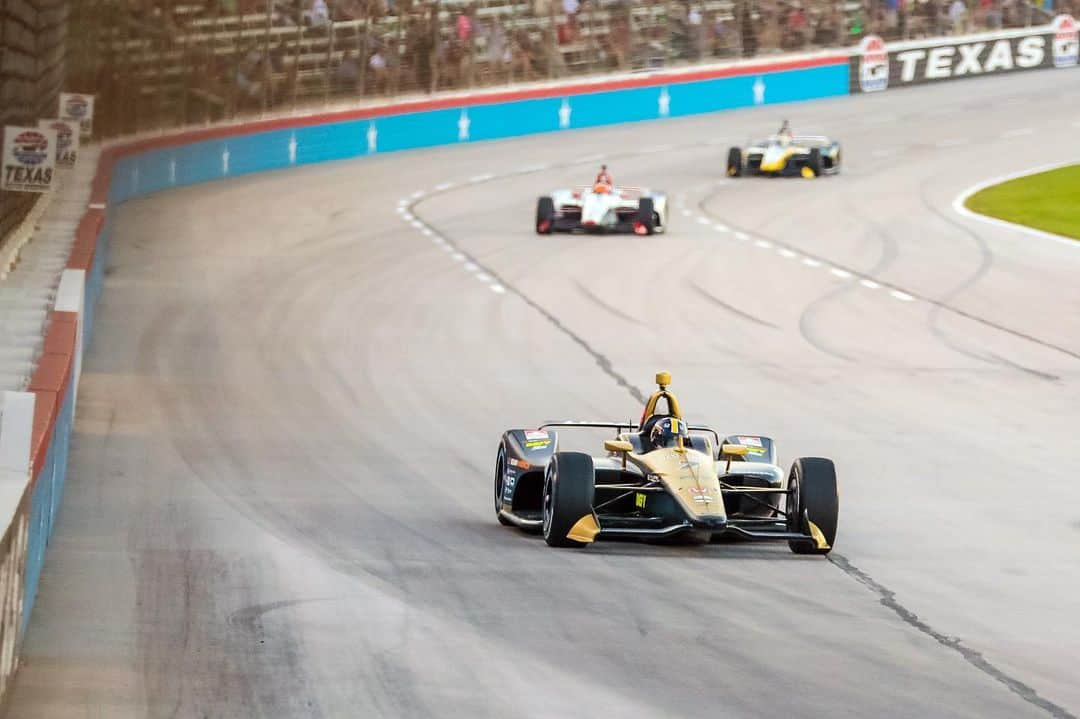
<box><xmin>566</xmin><ymin>514</ymin><xmax>600</xmax><ymax>543</ymax></box>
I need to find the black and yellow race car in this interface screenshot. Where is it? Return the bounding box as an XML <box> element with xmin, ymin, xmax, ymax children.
<box><xmin>727</xmin><ymin>134</ymin><xmax>842</xmax><ymax>179</ymax></box>
<box><xmin>493</xmin><ymin>372</ymin><xmax>838</xmax><ymax>553</ymax></box>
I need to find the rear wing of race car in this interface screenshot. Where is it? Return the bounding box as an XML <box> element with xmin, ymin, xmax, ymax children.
<box><xmin>538</xmin><ymin>421</ymin><xmax>720</xmax><ymax>448</ymax></box>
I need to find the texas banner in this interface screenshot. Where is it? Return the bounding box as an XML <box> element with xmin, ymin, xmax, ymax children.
<box><xmin>850</xmin><ymin>15</ymin><xmax>1077</xmax><ymax>93</ymax></box>
<box><xmin>2</xmin><ymin>126</ymin><xmax>58</xmax><ymax>193</ymax></box>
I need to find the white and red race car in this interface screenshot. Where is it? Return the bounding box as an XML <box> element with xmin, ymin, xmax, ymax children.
<box><xmin>535</xmin><ymin>184</ymin><xmax>669</xmax><ymax>236</ymax></box>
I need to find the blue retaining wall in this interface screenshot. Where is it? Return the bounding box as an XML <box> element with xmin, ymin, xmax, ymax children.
<box><xmin>109</xmin><ymin>61</ymin><xmax>849</xmax><ymax>203</ymax></box>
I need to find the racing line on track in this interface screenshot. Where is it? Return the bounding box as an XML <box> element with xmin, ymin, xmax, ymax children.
<box><xmin>691</xmin><ymin>182</ymin><xmax>1080</xmax><ymax>364</ymax></box>
<box><xmin>396</xmin><ymin>151</ymin><xmax>1079</xmax><ymax>719</ymax></box>
<box><xmin>829</xmin><ymin>555</ymin><xmax>1078</xmax><ymax>719</ymax></box>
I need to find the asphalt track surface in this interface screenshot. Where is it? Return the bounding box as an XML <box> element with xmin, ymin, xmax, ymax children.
<box><xmin>7</xmin><ymin>70</ymin><xmax>1080</xmax><ymax>718</ymax></box>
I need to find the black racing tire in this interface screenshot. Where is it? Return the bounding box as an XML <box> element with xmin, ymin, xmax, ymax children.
<box><xmin>787</xmin><ymin>457</ymin><xmax>838</xmax><ymax>555</ymax></box>
<box><xmin>727</xmin><ymin>147</ymin><xmax>743</xmax><ymax>177</ymax></box>
<box><xmin>536</xmin><ymin>197</ymin><xmax>555</xmax><ymax>234</ymax></box>
<box><xmin>807</xmin><ymin>148</ymin><xmax>823</xmax><ymax>178</ymax></box>
<box><xmin>494</xmin><ymin>445</ymin><xmax>514</xmax><ymax>526</ymax></box>
<box><xmin>542</xmin><ymin>452</ymin><xmax>595</xmax><ymax>548</ymax></box>
<box><xmin>636</xmin><ymin>197</ymin><xmax>656</xmax><ymax>235</ymax></box>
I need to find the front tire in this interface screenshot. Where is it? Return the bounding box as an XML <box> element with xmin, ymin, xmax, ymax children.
<box><xmin>806</xmin><ymin>148</ymin><xmax>823</xmax><ymax>178</ymax></box>
<box><xmin>635</xmin><ymin>197</ymin><xmax>656</xmax><ymax>236</ymax></box>
<box><xmin>787</xmin><ymin>457</ymin><xmax>838</xmax><ymax>554</ymax></box>
<box><xmin>494</xmin><ymin>446</ymin><xmax>514</xmax><ymax>526</ymax></box>
<box><xmin>542</xmin><ymin>452</ymin><xmax>595</xmax><ymax>548</ymax></box>
<box><xmin>536</xmin><ymin>197</ymin><xmax>555</xmax><ymax>234</ymax></box>
<box><xmin>727</xmin><ymin>147</ymin><xmax>743</xmax><ymax>177</ymax></box>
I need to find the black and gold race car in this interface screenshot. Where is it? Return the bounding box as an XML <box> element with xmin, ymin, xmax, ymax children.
<box><xmin>493</xmin><ymin>372</ymin><xmax>839</xmax><ymax>553</ymax></box>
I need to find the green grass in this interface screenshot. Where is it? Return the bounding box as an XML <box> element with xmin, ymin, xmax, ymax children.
<box><xmin>965</xmin><ymin>164</ymin><xmax>1080</xmax><ymax>240</ymax></box>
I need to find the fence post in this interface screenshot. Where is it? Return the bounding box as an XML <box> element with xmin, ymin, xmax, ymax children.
<box><xmin>0</xmin><ymin>393</ymin><xmax>35</xmax><ymax>476</ymax></box>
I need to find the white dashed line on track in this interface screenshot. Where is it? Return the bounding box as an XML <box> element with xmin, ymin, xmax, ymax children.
<box><xmin>697</xmin><ymin>217</ymin><xmax>711</xmax><ymax>225</ymax></box>
<box><xmin>475</xmin><ymin>273</ymin><xmax>493</xmax><ymax>283</ymax></box>
<box><xmin>411</xmin><ymin>190</ymin><xmax>425</xmax><ymax>199</ymax></box>
<box><xmin>434</xmin><ymin>182</ymin><xmax>453</xmax><ymax>191</ymax></box>
<box><xmin>681</xmin><ymin>209</ymin><xmax>693</xmax><ymax>217</ymax></box>
<box><xmin>734</xmin><ymin>231</ymin><xmax>750</xmax><ymax>241</ymax></box>
<box><xmin>463</xmin><ymin>262</ymin><xmax>479</xmax><ymax>272</ymax></box>
<box><xmin>755</xmin><ymin>239</ymin><xmax>773</xmax><ymax>249</ymax></box>
<box><xmin>802</xmin><ymin>258</ymin><xmax>822</xmax><ymax>268</ymax></box>
<box><xmin>778</xmin><ymin>248</ymin><xmax>798</xmax><ymax>259</ymax></box>
<box><xmin>469</xmin><ymin>173</ymin><xmax>494</xmax><ymax>183</ymax></box>
<box><xmin>830</xmin><ymin>267</ymin><xmax>853</xmax><ymax>279</ymax></box>
<box><xmin>490</xmin><ymin>284</ymin><xmax>507</xmax><ymax>294</ymax></box>
<box><xmin>890</xmin><ymin>289</ymin><xmax>915</xmax><ymax>302</ymax></box>
<box><xmin>451</xmin><ymin>252</ymin><xmax>466</xmax><ymax>262</ymax></box>
<box><xmin>713</xmin><ymin>223</ymin><xmax>729</xmax><ymax>232</ymax></box>
<box><xmin>860</xmin><ymin>279</ymin><xmax>881</xmax><ymax>289</ymax></box>
<box><xmin>421</xmin><ymin>228</ymin><xmax>433</xmax><ymax>237</ymax></box>
<box><xmin>410</xmin><ymin>220</ymin><xmax>424</xmax><ymax>230</ymax></box>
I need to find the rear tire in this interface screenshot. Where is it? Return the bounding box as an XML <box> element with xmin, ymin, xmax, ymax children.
<box><xmin>536</xmin><ymin>197</ymin><xmax>555</xmax><ymax>234</ymax></box>
<box><xmin>636</xmin><ymin>197</ymin><xmax>656</xmax><ymax>236</ymax></box>
<box><xmin>807</xmin><ymin>148</ymin><xmax>823</xmax><ymax>178</ymax></box>
<box><xmin>787</xmin><ymin>457</ymin><xmax>838</xmax><ymax>555</ymax></box>
<box><xmin>542</xmin><ymin>452</ymin><xmax>595</xmax><ymax>548</ymax></box>
<box><xmin>727</xmin><ymin>147</ymin><xmax>743</xmax><ymax>177</ymax></box>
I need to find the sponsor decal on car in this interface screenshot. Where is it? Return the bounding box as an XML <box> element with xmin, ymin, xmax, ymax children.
<box><xmin>525</xmin><ymin>439</ymin><xmax>552</xmax><ymax>450</ymax></box>
<box><xmin>859</xmin><ymin>35</ymin><xmax>889</xmax><ymax>92</ymax></box>
<box><xmin>689</xmin><ymin>487</ymin><xmax>712</xmax><ymax>504</ymax></box>
<box><xmin>737</xmin><ymin>436</ymin><xmax>764</xmax><ymax>447</ymax></box>
<box><xmin>635</xmin><ymin>493</ymin><xmax>646</xmax><ymax>509</ymax></box>
<box><xmin>524</xmin><ymin>430</ymin><xmax>549</xmax><ymax>441</ymax></box>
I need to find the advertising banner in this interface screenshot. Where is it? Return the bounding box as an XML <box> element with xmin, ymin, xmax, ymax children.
<box><xmin>850</xmin><ymin>16</ymin><xmax>1077</xmax><ymax>93</ymax></box>
<box><xmin>2</xmin><ymin>126</ymin><xmax>58</xmax><ymax>193</ymax></box>
<box><xmin>38</xmin><ymin>119</ymin><xmax>78</xmax><ymax>169</ymax></box>
<box><xmin>59</xmin><ymin>93</ymin><xmax>95</xmax><ymax>138</ymax></box>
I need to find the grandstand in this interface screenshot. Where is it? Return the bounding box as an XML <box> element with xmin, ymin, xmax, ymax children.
<box><xmin>57</xmin><ymin>0</ymin><xmax>1059</xmax><ymax>136</ymax></box>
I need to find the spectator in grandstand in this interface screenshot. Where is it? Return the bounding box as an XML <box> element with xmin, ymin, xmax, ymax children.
<box><xmin>235</xmin><ymin>47</ymin><xmax>265</xmax><ymax>109</ymax></box>
<box><xmin>304</xmin><ymin>0</ymin><xmax>330</xmax><ymax>26</ymax></box>
<box><xmin>783</xmin><ymin>1</ymin><xmax>808</xmax><ymax>49</ymax></box>
<box><xmin>687</xmin><ymin>3</ymin><xmax>706</xmax><ymax>59</ymax></box>
<box><xmin>368</xmin><ymin>46</ymin><xmax>389</xmax><ymax>93</ymax></box>
<box><xmin>948</xmin><ymin>0</ymin><xmax>967</xmax><ymax>32</ymax></box>
<box><xmin>337</xmin><ymin>48</ymin><xmax>360</xmax><ymax>92</ymax></box>
<box><xmin>604</xmin><ymin>12</ymin><xmax>631</xmax><ymax>69</ymax></box>
<box><xmin>739</xmin><ymin>0</ymin><xmax>759</xmax><ymax>57</ymax></box>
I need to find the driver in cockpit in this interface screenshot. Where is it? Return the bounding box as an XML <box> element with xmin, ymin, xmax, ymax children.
<box><xmin>649</xmin><ymin>417</ymin><xmax>688</xmax><ymax>450</ymax></box>
<box><xmin>777</xmin><ymin>119</ymin><xmax>793</xmax><ymax>144</ymax></box>
<box><xmin>594</xmin><ymin>164</ymin><xmax>614</xmax><ymax>193</ymax></box>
